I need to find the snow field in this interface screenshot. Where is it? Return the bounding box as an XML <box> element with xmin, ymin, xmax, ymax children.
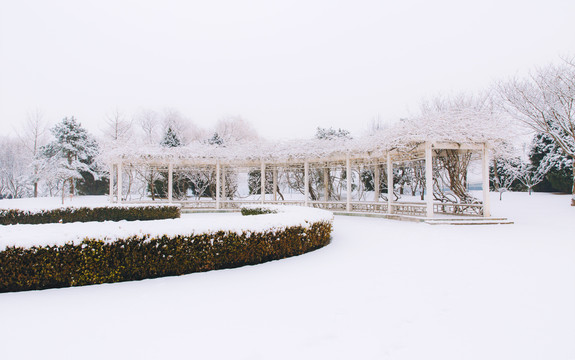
<box><xmin>0</xmin><ymin>192</ymin><xmax>573</xmax><ymax>360</ymax></box>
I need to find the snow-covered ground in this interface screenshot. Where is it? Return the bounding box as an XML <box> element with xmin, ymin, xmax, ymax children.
<box><xmin>0</xmin><ymin>192</ymin><xmax>573</xmax><ymax>360</ymax></box>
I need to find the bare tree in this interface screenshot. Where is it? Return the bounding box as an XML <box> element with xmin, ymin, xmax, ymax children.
<box><xmin>103</xmin><ymin>108</ymin><xmax>132</xmax><ymax>142</ymax></box>
<box><xmin>418</xmin><ymin>92</ymin><xmax>500</xmax><ymax>204</ymax></box>
<box><xmin>497</xmin><ymin>59</ymin><xmax>575</xmax><ymax>205</ymax></box>
<box><xmin>214</xmin><ymin>116</ymin><xmax>259</xmax><ymax>143</ymax></box>
<box><xmin>0</xmin><ymin>137</ymin><xmax>31</xmax><ymax>198</ymax></box>
<box><xmin>16</xmin><ymin>109</ymin><xmax>48</xmax><ymax>197</ymax></box>
<box><xmin>137</xmin><ymin>109</ymin><xmax>160</xmax><ymax>144</ymax></box>
<box><xmin>162</xmin><ymin>108</ymin><xmax>204</xmax><ymax>145</ymax></box>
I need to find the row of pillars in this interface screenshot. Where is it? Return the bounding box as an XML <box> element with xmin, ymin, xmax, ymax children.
<box><xmin>109</xmin><ymin>142</ymin><xmax>491</xmax><ymax>218</ymax></box>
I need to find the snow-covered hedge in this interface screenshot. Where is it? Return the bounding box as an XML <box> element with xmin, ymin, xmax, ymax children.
<box><xmin>0</xmin><ymin>206</ymin><xmax>333</xmax><ymax>293</ymax></box>
<box><xmin>0</xmin><ymin>204</ymin><xmax>181</xmax><ymax>225</ymax></box>
<box><xmin>240</xmin><ymin>204</ymin><xmax>279</xmax><ymax>216</ymax></box>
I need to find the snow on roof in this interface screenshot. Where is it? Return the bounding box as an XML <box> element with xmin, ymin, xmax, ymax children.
<box><xmin>103</xmin><ymin>109</ymin><xmax>508</xmax><ymax>164</ymax></box>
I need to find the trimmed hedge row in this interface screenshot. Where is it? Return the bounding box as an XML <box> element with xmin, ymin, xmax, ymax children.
<box><xmin>0</xmin><ymin>205</ymin><xmax>181</xmax><ymax>225</ymax></box>
<box><xmin>0</xmin><ymin>221</ymin><xmax>332</xmax><ymax>293</ymax></box>
<box><xmin>240</xmin><ymin>207</ymin><xmax>278</xmax><ymax>216</ymax></box>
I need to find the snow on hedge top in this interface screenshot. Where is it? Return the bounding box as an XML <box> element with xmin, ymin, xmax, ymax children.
<box><xmin>0</xmin><ymin>196</ymin><xmax>178</xmax><ymax>212</ymax></box>
<box><xmin>103</xmin><ymin>109</ymin><xmax>509</xmax><ymax>164</ymax></box>
<box><xmin>0</xmin><ymin>206</ymin><xmax>333</xmax><ymax>249</ymax></box>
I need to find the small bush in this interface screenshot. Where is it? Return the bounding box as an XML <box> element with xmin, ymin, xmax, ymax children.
<box><xmin>240</xmin><ymin>207</ymin><xmax>278</xmax><ymax>216</ymax></box>
<box><xmin>0</xmin><ymin>205</ymin><xmax>181</xmax><ymax>225</ymax></box>
<box><xmin>0</xmin><ymin>221</ymin><xmax>332</xmax><ymax>293</ymax></box>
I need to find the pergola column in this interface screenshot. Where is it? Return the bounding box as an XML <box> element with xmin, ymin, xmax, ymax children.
<box><xmin>216</xmin><ymin>161</ymin><xmax>221</xmax><ymax>209</ymax></box>
<box><xmin>387</xmin><ymin>153</ymin><xmax>393</xmax><ymax>214</ymax></box>
<box><xmin>272</xmin><ymin>167</ymin><xmax>278</xmax><ymax>201</ymax></box>
<box><xmin>109</xmin><ymin>164</ymin><xmax>114</xmax><ymax>203</ymax></box>
<box><xmin>346</xmin><ymin>156</ymin><xmax>351</xmax><ymax>212</ymax></box>
<box><xmin>482</xmin><ymin>144</ymin><xmax>491</xmax><ymax>217</ymax></box>
<box><xmin>167</xmin><ymin>163</ymin><xmax>173</xmax><ymax>203</ymax></box>
<box><xmin>260</xmin><ymin>161</ymin><xmax>265</xmax><ymax>204</ymax></box>
<box><xmin>222</xmin><ymin>165</ymin><xmax>226</xmax><ymax>200</ymax></box>
<box><xmin>374</xmin><ymin>163</ymin><xmax>380</xmax><ymax>202</ymax></box>
<box><xmin>304</xmin><ymin>160</ymin><xmax>309</xmax><ymax>207</ymax></box>
<box><xmin>425</xmin><ymin>142</ymin><xmax>434</xmax><ymax>218</ymax></box>
<box><xmin>117</xmin><ymin>162</ymin><xmax>123</xmax><ymax>203</ymax></box>
<box><xmin>323</xmin><ymin>166</ymin><xmax>329</xmax><ymax>201</ymax></box>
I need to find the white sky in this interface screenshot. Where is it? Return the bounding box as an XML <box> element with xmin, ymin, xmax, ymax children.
<box><xmin>1</xmin><ymin>0</ymin><xmax>574</xmax><ymax>140</ymax></box>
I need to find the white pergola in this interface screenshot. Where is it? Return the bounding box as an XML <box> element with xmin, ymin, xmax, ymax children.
<box><xmin>107</xmin><ymin>140</ymin><xmax>491</xmax><ymax>219</ymax></box>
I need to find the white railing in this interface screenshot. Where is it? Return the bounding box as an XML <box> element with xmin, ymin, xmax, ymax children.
<box><xmin>132</xmin><ymin>198</ymin><xmax>484</xmax><ymax>218</ymax></box>
<box><xmin>434</xmin><ymin>202</ymin><xmax>484</xmax><ymax>216</ymax></box>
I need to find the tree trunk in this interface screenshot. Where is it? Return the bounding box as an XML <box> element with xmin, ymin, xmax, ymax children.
<box><xmin>492</xmin><ymin>158</ymin><xmax>499</xmax><ymax>191</ymax></box>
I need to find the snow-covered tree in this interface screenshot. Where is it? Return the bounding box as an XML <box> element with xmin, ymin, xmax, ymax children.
<box><xmin>161</xmin><ymin>109</ymin><xmax>203</xmax><ymax>145</ymax></box>
<box><xmin>103</xmin><ymin>108</ymin><xmax>132</xmax><ymax>143</ymax></box>
<box><xmin>40</xmin><ymin>117</ymin><xmax>101</xmax><ymax>201</ymax></box>
<box><xmin>0</xmin><ymin>137</ymin><xmax>31</xmax><ymax>199</ymax></box>
<box><xmin>214</xmin><ymin>116</ymin><xmax>259</xmax><ymax>143</ymax></box>
<box><xmin>497</xmin><ymin>58</ymin><xmax>575</xmax><ymax>205</ymax></box>
<box><xmin>161</xmin><ymin>127</ymin><xmax>182</xmax><ymax>148</ymax></box>
<box><xmin>16</xmin><ymin>110</ymin><xmax>49</xmax><ymax>197</ymax></box>
<box><xmin>414</xmin><ymin>92</ymin><xmax>506</xmax><ymax>204</ymax></box>
<box><xmin>530</xmin><ymin>133</ymin><xmax>574</xmax><ymax>193</ymax></box>
<box><xmin>137</xmin><ymin>109</ymin><xmax>160</xmax><ymax>144</ymax></box>
<box><xmin>207</xmin><ymin>132</ymin><xmax>224</xmax><ymax>146</ymax></box>
<box><xmin>315</xmin><ymin>127</ymin><xmax>352</xmax><ymax>140</ymax></box>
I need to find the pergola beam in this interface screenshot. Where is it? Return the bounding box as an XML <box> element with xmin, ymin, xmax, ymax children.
<box><xmin>432</xmin><ymin>142</ymin><xmax>484</xmax><ymax>150</ymax></box>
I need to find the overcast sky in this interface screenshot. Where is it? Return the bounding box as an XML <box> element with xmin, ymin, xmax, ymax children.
<box><xmin>1</xmin><ymin>0</ymin><xmax>574</xmax><ymax>140</ymax></box>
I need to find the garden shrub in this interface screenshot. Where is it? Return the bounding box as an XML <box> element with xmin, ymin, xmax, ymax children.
<box><xmin>0</xmin><ymin>220</ymin><xmax>332</xmax><ymax>293</ymax></box>
<box><xmin>240</xmin><ymin>206</ymin><xmax>278</xmax><ymax>216</ymax></box>
<box><xmin>0</xmin><ymin>205</ymin><xmax>181</xmax><ymax>225</ymax></box>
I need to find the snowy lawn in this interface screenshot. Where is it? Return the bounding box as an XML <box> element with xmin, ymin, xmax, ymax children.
<box><xmin>0</xmin><ymin>192</ymin><xmax>573</xmax><ymax>360</ymax></box>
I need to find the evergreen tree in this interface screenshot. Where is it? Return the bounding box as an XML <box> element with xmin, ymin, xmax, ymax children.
<box><xmin>40</xmin><ymin>117</ymin><xmax>102</xmax><ymax>197</ymax></box>
<box><xmin>207</xmin><ymin>132</ymin><xmax>224</xmax><ymax>146</ymax></box>
<box><xmin>530</xmin><ymin>133</ymin><xmax>574</xmax><ymax>193</ymax></box>
<box><xmin>160</xmin><ymin>127</ymin><xmax>181</xmax><ymax>147</ymax></box>
<box><xmin>315</xmin><ymin>127</ymin><xmax>352</xmax><ymax>140</ymax></box>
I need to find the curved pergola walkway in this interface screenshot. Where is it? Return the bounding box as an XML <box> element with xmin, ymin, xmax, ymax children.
<box><xmin>107</xmin><ymin>139</ymin><xmax>493</xmax><ymax>221</ymax></box>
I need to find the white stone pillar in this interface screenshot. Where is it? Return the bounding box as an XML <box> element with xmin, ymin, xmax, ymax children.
<box><xmin>482</xmin><ymin>144</ymin><xmax>491</xmax><ymax>217</ymax></box>
<box><xmin>304</xmin><ymin>161</ymin><xmax>309</xmax><ymax>207</ymax></box>
<box><xmin>273</xmin><ymin>167</ymin><xmax>278</xmax><ymax>202</ymax></box>
<box><xmin>260</xmin><ymin>161</ymin><xmax>265</xmax><ymax>204</ymax></box>
<box><xmin>221</xmin><ymin>165</ymin><xmax>226</xmax><ymax>200</ymax></box>
<box><xmin>167</xmin><ymin>163</ymin><xmax>173</xmax><ymax>203</ymax></box>
<box><xmin>346</xmin><ymin>156</ymin><xmax>351</xmax><ymax>212</ymax></box>
<box><xmin>425</xmin><ymin>142</ymin><xmax>434</xmax><ymax>218</ymax></box>
<box><xmin>117</xmin><ymin>162</ymin><xmax>123</xmax><ymax>203</ymax></box>
<box><xmin>323</xmin><ymin>166</ymin><xmax>329</xmax><ymax>201</ymax></box>
<box><xmin>109</xmin><ymin>164</ymin><xmax>114</xmax><ymax>203</ymax></box>
<box><xmin>374</xmin><ymin>163</ymin><xmax>380</xmax><ymax>202</ymax></box>
<box><xmin>387</xmin><ymin>153</ymin><xmax>393</xmax><ymax>214</ymax></box>
<box><xmin>216</xmin><ymin>161</ymin><xmax>221</xmax><ymax>209</ymax></box>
